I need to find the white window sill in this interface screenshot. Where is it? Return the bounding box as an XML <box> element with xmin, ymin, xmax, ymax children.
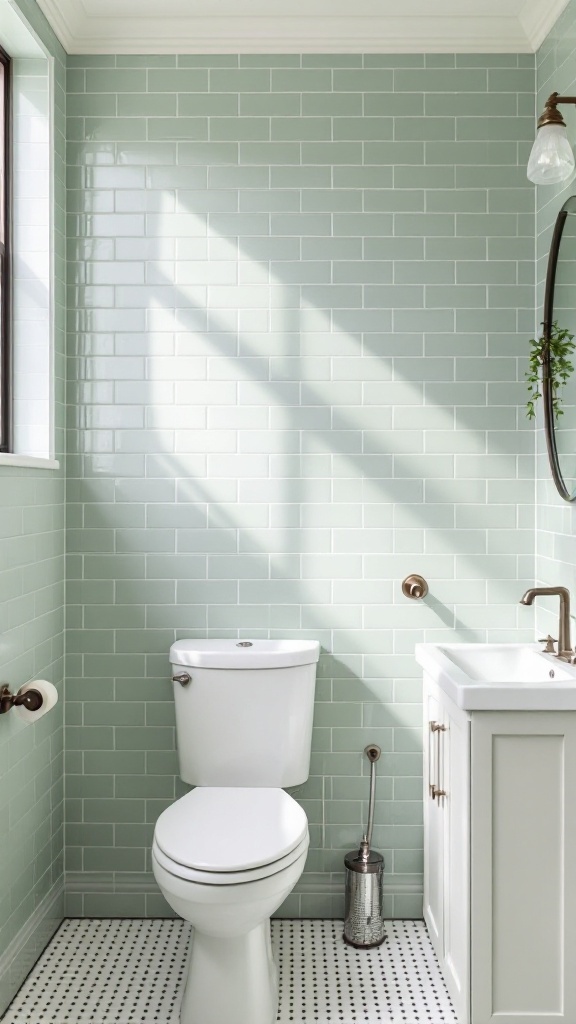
<box><xmin>0</xmin><ymin>453</ymin><xmax>60</xmax><ymax>470</ymax></box>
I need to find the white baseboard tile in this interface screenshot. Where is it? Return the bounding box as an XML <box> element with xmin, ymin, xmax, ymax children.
<box><xmin>0</xmin><ymin>881</ymin><xmax>64</xmax><ymax>1017</ymax></box>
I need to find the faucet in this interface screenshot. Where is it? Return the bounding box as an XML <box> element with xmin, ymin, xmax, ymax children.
<box><xmin>519</xmin><ymin>587</ymin><xmax>573</xmax><ymax>660</ymax></box>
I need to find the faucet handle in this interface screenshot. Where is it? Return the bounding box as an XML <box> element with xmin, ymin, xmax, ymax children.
<box><xmin>539</xmin><ymin>635</ymin><xmax>558</xmax><ymax>654</ymax></box>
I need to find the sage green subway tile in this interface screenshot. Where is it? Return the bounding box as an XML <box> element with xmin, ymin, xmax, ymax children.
<box><xmin>66</xmin><ymin>775</ymin><xmax>114</xmax><ymax>799</ymax></box>
<box><xmin>117</xmin><ymin>94</ymin><xmax>177</xmax><ymax>117</ymax></box>
<box><xmin>66</xmin><ymin>679</ymin><xmax>114</xmax><ymax>702</ymax></box>
<box><xmin>84</xmin><ymin>752</ymin><xmax>146</xmax><ymax>776</ymax></box>
<box><xmin>427</xmin><ymin>190</ymin><xmax>487</xmax><ymax>213</ymax></box>
<box><xmin>177</xmin><ymin>141</ymin><xmax>238</xmax><ymax>164</ymax></box>
<box><xmin>149</xmin><ymin>118</ymin><xmax>208</xmax><ymax>141</ymax></box>
<box><xmin>66</xmin><ymin>728</ymin><xmax>114</xmax><ymax>751</ymax></box>
<box><xmin>396</xmin><ymin>261</ymin><xmax>454</xmax><ymax>283</ymax></box>
<box><xmin>365</xmin><ymin>141</ymin><xmax>424</xmax><ymax>164</ymax></box>
<box><xmin>85</xmin><ymin>69</ymin><xmax>147</xmax><ymax>92</ymax></box>
<box><xmin>180</xmin><ymin>93</ymin><xmax>240</xmax><ymax>116</ymax></box>
<box><xmin>67</xmin><ymin>94</ymin><xmax>117</xmax><ymax>117</ymax></box>
<box><xmin>84</xmin><ymin>703</ymin><xmax>146</xmax><ymax>727</ymax></box>
<box><xmin>271</xmin><ymin>117</ymin><xmax>331</xmax><ymax>141</ymax></box>
<box><xmin>83</xmin><ymin>893</ymin><xmax>146</xmax><ymax>917</ymax></box>
<box><xmin>426</xmin><ymin>92</ymin><xmax>517</xmax><ymax>116</ymax></box>
<box><xmin>457</xmin><ymin>115</ymin><xmax>533</xmax><ymax>141</ymax></box>
<box><xmin>66</xmin><ymin>824</ymin><xmax>114</xmax><ymax>848</ymax></box>
<box><xmin>488</xmin><ymin>188</ymin><xmax>534</xmax><ymax>213</ymax></box>
<box><xmin>394</xmin><ymin>165</ymin><xmax>455</xmax><ymax>188</ymax></box>
<box><xmin>117</xmin><ymin>56</ymin><xmax>176</xmax><ymax>67</ymax></box>
<box><xmin>115</xmin><ymin>728</ymin><xmax>174</xmax><ymax>751</ymax></box>
<box><xmin>395</xmin><ymin>68</ymin><xmax>487</xmax><ymax>92</ymax></box>
<box><xmin>148</xmin><ymin>69</ymin><xmax>208</xmax><ymax>91</ymax></box>
<box><xmin>334</xmin><ymin>213</ymin><xmax>393</xmax><ymax>236</ymax></box>
<box><xmin>426</xmin><ymin>140</ymin><xmax>517</xmax><ymax>165</ymax></box>
<box><xmin>364</xmin><ymin>237</ymin><xmax>424</xmax><ymax>260</ymax></box>
<box><xmin>487</xmin><ymin>68</ymin><xmax>534</xmax><ymax>91</ymax></box>
<box><xmin>456</xmin><ymin>260</ymin><xmax>516</xmax><ymax>284</ymax></box>
<box><xmin>397</xmin><ymin>116</ymin><xmax>456</xmax><ymax>141</ymax></box>
<box><xmin>271</xmin><ymin>166</ymin><xmax>330</xmax><ymax>188</ymax></box>
<box><xmin>238</xmin><ymin>93</ymin><xmax>296</xmax><ymax>115</ymax></box>
<box><xmin>241</xmin><ymin>55</ymin><xmax>300</xmax><ymax>67</ymax></box>
<box><xmin>177</xmin><ymin>55</ymin><xmax>237</xmax><ymax>67</ymax></box>
<box><xmin>83</xmin><ymin>847</ymin><xmax>146</xmax><ymax>872</ymax></box>
<box><xmin>82</xmin><ymin>118</ymin><xmax>147</xmax><ymax>142</ymax></box>
<box><xmin>365</xmin><ymin>189</ymin><xmax>425</xmax><ymax>212</ymax></box>
<box><xmin>210</xmin><ymin>69</ymin><xmax>270</xmax><ymax>92</ymax></box>
<box><xmin>84</xmin><ymin>655</ymin><xmax>147</xmax><ymax>678</ymax></box>
<box><xmin>332</xmin><ymin>261</ymin><xmax>392</xmax><ymax>284</ymax></box>
<box><xmin>67</xmin><ymin>68</ymin><xmax>86</xmax><ymax>92</ymax></box>
<box><xmin>301</xmin><ymin>142</ymin><xmax>363</xmax><ymax>164</ymax></box>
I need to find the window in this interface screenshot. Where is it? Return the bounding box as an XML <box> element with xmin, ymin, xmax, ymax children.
<box><xmin>0</xmin><ymin>45</ymin><xmax>10</xmax><ymax>453</ymax></box>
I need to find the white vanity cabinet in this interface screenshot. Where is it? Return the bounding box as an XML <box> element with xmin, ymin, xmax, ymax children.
<box><xmin>423</xmin><ymin>674</ymin><xmax>576</xmax><ymax>1024</ymax></box>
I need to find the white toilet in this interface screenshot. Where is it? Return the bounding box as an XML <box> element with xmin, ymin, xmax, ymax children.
<box><xmin>152</xmin><ymin>638</ymin><xmax>320</xmax><ymax>1024</ymax></box>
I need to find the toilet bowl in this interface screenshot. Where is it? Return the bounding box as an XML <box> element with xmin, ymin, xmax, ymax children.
<box><xmin>152</xmin><ymin>786</ymin><xmax>309</xmax><ymax>1024</ymax></box>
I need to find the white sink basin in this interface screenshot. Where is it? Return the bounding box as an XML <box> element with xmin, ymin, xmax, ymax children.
<box><xmin>415</xmin><ymin>643</ymin><xmax>576</xmax><ymax>710</ymax></box>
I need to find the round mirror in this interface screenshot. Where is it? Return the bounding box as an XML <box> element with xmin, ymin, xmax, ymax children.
<box><xmin>543</xmin><ymin>195</ymin><xmax>576</xmax><ymax>501</ymax></box>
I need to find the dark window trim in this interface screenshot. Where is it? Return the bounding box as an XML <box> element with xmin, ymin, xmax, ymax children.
<box><xmin>0</xmin><ymin>44</ymin><xmax>11</xmax><ymax>454</ymax></box>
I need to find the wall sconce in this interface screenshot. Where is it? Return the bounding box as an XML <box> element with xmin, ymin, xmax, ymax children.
<box><xmin>527</xmin><ymin>93</ymin><xmax>576</xmax><ymax>185</ymax></box>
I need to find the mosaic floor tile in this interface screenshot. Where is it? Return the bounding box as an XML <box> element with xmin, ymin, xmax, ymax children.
<box><xmin>2</xmin><ymin>918</ymin><xmax>458</xmax><ymax>1023</ymax></box>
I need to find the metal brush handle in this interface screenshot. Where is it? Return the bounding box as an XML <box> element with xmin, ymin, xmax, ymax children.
<box><xmin>364</xmin><ymin>744</ymin><xmax>381</xmax><ymax>849</ymax></box>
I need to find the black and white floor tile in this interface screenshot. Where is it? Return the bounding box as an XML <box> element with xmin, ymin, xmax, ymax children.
<box><xmin>2</xmin><ymin>918</ymin><xmax>458</xmax><ymax>1023</ymax></box>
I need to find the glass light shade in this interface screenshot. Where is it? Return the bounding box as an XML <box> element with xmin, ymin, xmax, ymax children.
<box><xmin>527</xmin><ymin>122</ymin><xmax>575</xmax><ymax>185</ymax></box>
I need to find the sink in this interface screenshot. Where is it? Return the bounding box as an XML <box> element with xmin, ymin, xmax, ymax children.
<box><xmin>415</xmin><ymin>643</ymin><xmax>576</xmax><ymax>710</ymax></box>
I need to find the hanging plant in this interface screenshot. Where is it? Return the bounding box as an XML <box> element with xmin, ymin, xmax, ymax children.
<box><xmin>526</xmin><ymin>320</ymin><xmax>576</xmax><ymax>421</ymax></box>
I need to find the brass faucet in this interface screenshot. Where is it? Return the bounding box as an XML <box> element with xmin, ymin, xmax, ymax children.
<box><xmin>519</xmin><ymin>587</ymin><xmax>573</xmax><ymax>661</ymax></box>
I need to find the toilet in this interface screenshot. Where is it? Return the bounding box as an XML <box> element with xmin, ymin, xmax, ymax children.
<box><xmin>152</xmin><ymin>638</ymin><xmax>320</xmax><ymax>1024</ymax></box>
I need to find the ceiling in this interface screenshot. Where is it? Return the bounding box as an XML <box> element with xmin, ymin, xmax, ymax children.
<box><xmin>35</xmin><ymin>0</ymin><xmax>568</xmax><ymax>54</ymax></box>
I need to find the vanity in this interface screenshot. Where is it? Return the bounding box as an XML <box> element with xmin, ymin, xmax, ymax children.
<box><xmin>416</xmin><ymin>641</ymin><xmax>576</xmax><ymax>1024</ymax></box>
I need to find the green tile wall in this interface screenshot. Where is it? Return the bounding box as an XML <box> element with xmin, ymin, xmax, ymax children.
<box><xmin>535</xmin><ymin>1</ymin><xmax>576</xmax><ymax>633</ymax></box>
<box><xmin>65</xmin><ymin>52</ymin><xmax>536</xmax><ymax>919</ymax></box>
<box><xmin>0</xmin><ymin>0</ymin><xmax>66</xmax><ymax>1009</ymax></box>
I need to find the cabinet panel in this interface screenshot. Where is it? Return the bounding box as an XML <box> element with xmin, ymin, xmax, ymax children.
<box><xmin>423</xmin><ymin>687</ymin><xmax>443</xmax><ymax>959</ymax></box>
<box><xmin>423</xmin><ymin>676</ymin><xmax>470</xmax><ymax>1023</ymax></box>
<box><xmin>471</xmin><ymin>713</ymin><xmax>576</xmax><ymax>1024</ymax></box>
<box><xmin>443</xmin><ymin>696</ymin><xmax>470</xmax><ymax>1024</ymax></box>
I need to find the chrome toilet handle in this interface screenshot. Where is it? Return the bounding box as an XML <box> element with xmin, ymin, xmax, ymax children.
<box><xmin>172</xmin><ymin>673</ymin><xmax>191</xmax><ymax>686</ymax></box>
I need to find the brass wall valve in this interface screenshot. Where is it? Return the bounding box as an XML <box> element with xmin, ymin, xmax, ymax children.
<box><xmin>402</xmin><ymin>574</ymin><xmax>429</xmax><ymax>600</ymax></box>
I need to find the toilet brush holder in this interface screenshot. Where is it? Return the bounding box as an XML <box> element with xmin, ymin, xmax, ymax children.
<box><xmin>343</xmin><ymin>745</ymin><xmax>386</xmax><ymax>949</ymax></box>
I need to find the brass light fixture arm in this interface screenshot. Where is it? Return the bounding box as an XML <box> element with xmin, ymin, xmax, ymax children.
<box><xmin>538</xmin><ymin>93</ymin><xmax>576</xmax><ymax>129</ymax></box>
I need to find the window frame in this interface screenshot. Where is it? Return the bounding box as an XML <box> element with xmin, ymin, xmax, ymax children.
<box><xmin>0</xmin><ymin>43</ymin><xmax>11</xmax><ymax>454</ymax></box>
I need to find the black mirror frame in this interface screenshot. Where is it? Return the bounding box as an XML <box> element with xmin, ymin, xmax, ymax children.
<box><xmin>542</xmin><ymin>197</ymin><xmax>576</xmax><ymax>503</ymax></box>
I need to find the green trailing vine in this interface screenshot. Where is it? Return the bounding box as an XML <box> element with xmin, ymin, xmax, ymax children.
<box><xmin>526</xmin><ymin>321</ymin><xmax>576</xmax><ymax>421</ymax></box>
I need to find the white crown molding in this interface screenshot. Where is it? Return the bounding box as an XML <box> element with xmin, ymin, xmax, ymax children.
<box><xmin>520</xmin><ymin>0</ymin><xmax>571</xmax><ymax>51</ymax></box>
<box><xmin>34</xmin><ymin>0</ymin><xmax>77</xmax><ymax>52</ymax></box>
<box><xmin>35</xmin><ymin>0</ymin><xmax>541</xmax><ymax>53</ymax></box>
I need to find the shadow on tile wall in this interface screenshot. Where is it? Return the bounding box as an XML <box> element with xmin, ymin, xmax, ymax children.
<box><xmin>65</xmin><ymin>52</ymin><xmax>536</xmax><ymax>919</ymax></box>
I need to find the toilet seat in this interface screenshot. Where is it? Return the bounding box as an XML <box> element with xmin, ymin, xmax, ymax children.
<box><xmin>153</xmin><ymin>787</ymin><xmax>309</xmax><ymax>881</ymax></box>
<box><xmin>152</xmin><ymin>832</ymin><xmax>309</xmax><ymax>885</ymax></box>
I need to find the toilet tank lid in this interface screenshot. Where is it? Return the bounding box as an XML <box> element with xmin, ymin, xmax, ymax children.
<box><xmin>170</xmin><ymin>638</ymin><xmax>320</xmax><ymax>669</ymax></box>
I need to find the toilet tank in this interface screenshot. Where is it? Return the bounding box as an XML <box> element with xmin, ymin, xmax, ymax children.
<box><xmin>169</xmin><ymin>639</ymin><xmax>320</xmax><ymax>787</ymax></box>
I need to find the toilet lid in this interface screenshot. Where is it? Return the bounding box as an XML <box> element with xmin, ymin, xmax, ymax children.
<box><xmin>154</xmin><ymin>788</ymin><xmax>308</xmax><ymax>872</ymax></box>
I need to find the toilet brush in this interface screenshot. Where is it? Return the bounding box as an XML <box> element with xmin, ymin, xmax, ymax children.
<box><xmin>343</xmin><ymin>744</ymin><xmax>386</xmax><ymax>948</ymax></box>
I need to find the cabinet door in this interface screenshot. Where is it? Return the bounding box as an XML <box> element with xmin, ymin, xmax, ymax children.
<box><xmin>471</xmin><ymin>712</ymin><xmax>576</xmax><ymax>1024</ymax></box>
<box><xmin>423</xmin><ymin>685</ymin><xmax>445</xmax><ymax>960</ymax></box>
<box><xmin>442</xmin><ymin>693</ymin><xmax>470</xmax><ymax>1024</ymax></box>
<box><xmin>423</xmin><ymin>677</ymin><xmax>470</xmax><ymax>1024</ymax></box>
